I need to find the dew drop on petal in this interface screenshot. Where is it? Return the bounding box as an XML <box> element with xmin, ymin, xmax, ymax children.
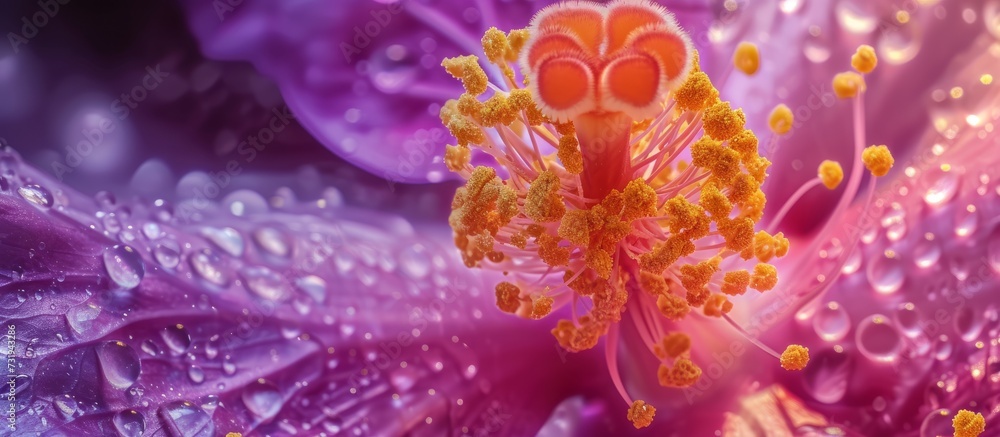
<box><xmin>803</xmin><ymin>348</ymin><xmax>852</xmax><ymax>404</ymax></box>
<box><xmin>241</xmin><ymin>266</ymin><xmax>287</xmax><ymax>301</ymax></box>
<box><xmin>934</xmin><ymin>335</ymin><xmax>953</xmax><ymax>360</ymax></box>
<box><xmin>919</xmin><ymin>408</ymin><xmax>953</xmax><ymax>437</ymax></box>
<box><xmin>113</xmin><ymin>409</ymin><xmax>145</xmax><ymax>437</ymax></box>
<box><xmin>97</xmin><ymin>341</ymin><xmax>141</xmax><ymax>390</ymax></box>
<box><xmin>295</xmin><ymin>275</ymin><xmax>327</xmax><ymax>303</ymax></box>
<box><xmin>813</xmin><ymin>301</ymin><xmax>850</xmax><ymax>341</ymax></box>
<box><xmin>190</xmin><ymin>250</ymin><xmax>228</xmax><ymax>286</ymax></box>
<box><xmin>154</xmin><ymin>241</ymin><xmax>181</xmax><ymax>269</ymax></box>
<box><xmin>103</xmin><ymin>245</ymin><xmax>145</xmax><ymax>290</ymax></box>
<box><xmin>188</xmin><ymin>365</ymin><xmax>205</xmax><ymax>384</ymax></box>
<box><xmin>954</xmin><ymin>205</ymin><xmax>978</xmax><ymax>237</ymax></box>
<box><xmin>242</xmin><ymin>379</ymin><xmax>283</xmax><ymax>421</ymax></box>
<box><xmin>17</xmin><ymin>184</ymin><xmax>53</xmax><ymax>208</ymax></box>
<box><xmin>200</xmin><ymin>227</ymin><xmax>245</xmax><ymax>257</ymax></box>
<box><xmin>54</xmin><ymin>394</ymin><xmax>79</xmax><ymax>419</ymax></box>
<box><xmin>142</xmin><ymin>222</ymin><xmax>162</xmax><ymax>240</ymax></box>
<box><xmin>867</xmin><ymin>255</ymin><xmax>905</xmax><ymax>294</ymax></box>
<box><xmin>986</xmin><ymin>226</ymin><xmax>1000</xmax><ymax>273</ymax></box>
<box><xmin>400</xmin><ymin>244</ymin><xmax>431</xmax><ymax>279</ymax></box>
<box><xmin>922</xmin><ymin>168</ymin><xmax>959</xmax><ymax>207</ymax></box>
<box><xmin>253</xmin><ymin>226</ymin><xmax>291</xmax><ymax>257</ymax></box>
<box><xmin>894</xmin><ymin>303</ymin><xmax>923</xmax><ymax>337</ymax></box>
<box><xmin>66</xmin><ymin>303</ymin><xmax>101</xmax><ymax>335</ymax></box>
<box><xmin>913</xmin><ymin>239</ymin><xmax>940</xmax><ymax>269</ymax></box>
<box><xmin>954</xmin><ymin>305</ymin><xmax>985</xmax><ymax>342</ymax></box>
<box><xmin>161</xmin><ymin>324</ymin><xmax>192</xmax><ymax>355</ymax></box>
<box><xmin>835</xmin><ymin>1</ymin><xmax>878</xmax><ymax>33</ymax></box>
<box><xmin>841</xmin><ymin>249</ymin><xmax>862</xmax><ymax>275</ymax></box>
<box><xmin>158</xmin><ymin>401</ymin><xmax>215</xmax><ymax>437</ymax></box>
<box><xmin>856</xmin><ymin>315</ymin><xmax>902</xmax><ymax>362</ymax></box>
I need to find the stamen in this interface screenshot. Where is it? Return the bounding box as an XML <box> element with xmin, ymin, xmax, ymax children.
<box><xmin>732</xmin><ymin>41</ymin><xmax>760</xmax><ymax>76</ymax></box>
<box><xmin>779</xmin><ymin>344</ymin><xmax>810</xmax><ymax>370</ymax></box>
<box><xmin>767</xmin><ymin>104</ymin><xmax>794</xmax><ymax>135</ymax></box>
<box><xmin>953</xmin><ymin>410</ymin><xmax>987</xmax><ymax>437</ymax></box>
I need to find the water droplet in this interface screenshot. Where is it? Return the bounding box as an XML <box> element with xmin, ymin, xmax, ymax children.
<box><xmin>984</xmin><ymin>0</ymin><xmax>1000</xmax><ymax>39</ymax></box>
<box><xmin>813</xmin><ymin>301</ymin><xmax>850</xmax><ymax>341</ymax></box>
<box><xmin>913</xmin><ymin>239</ymin><xmax>940</xmax><ymax>269</ymax></box>
<box><xmin>876</xmin><ymin>23</ymin><xmax>921</xmax><ymax>65</ymax></box>
<box><xmin>54</xmin><ymin>394</ymin><xmax>79</xmax><ymax>419</ymax></box>
<box><xmin>17</xmin><ymin>184</ymin><xmax>53</xmax><ymax>207</ymax></box>
<box><xmin>154</xmin><ymin>241</ymin><xmax>181</xmax><ymax>269</ymax></box>
<box><xmin>295</xmin><ymin>275</ymin><xmax>326</xmax><ymax>303</ymax></box>
<box><xmin>113</xmin><ymin>410</ymin><xmax>145</xmax><ymax>437</ymax></box>
<box><xmin>200</xmin><ymin>227</ymin><xmax>244</xmax><ymax>257</ymax></box>
<box><xmin>835</xmin><ymin>1</ymin><xmax>878</xmax><ymax>33</ymax></box>
<box><xmin>778</xmin><ymin>0</ymin><xmax>802</xmax><ymax>13</ymax></box>
<box><xmin>161</xmin><ymin>324</ymin><xmax>192</xmax><ymax>355</ymax></box>
<box><xmin>856</xmin><ymin>315</ymin><xmax>902</xmax><ymax>362</ymax></box>
<box><xmin>188</xmin><ymin>366</ymin><xmax>205</xmax><ymax>384</ymax></box>
<box><xmin>400</xmin><ymin>244</ymin><xmax>431</xmax><ymax>279</ymax></box>
<box><xmin>141</xmin><ymin>339</ymin><xmax>161</xmax><ymax>356</ymax></box>
<box><xmin>159</xmin><ymin>401</ymin><xmax>215</xmax><ymax>437</ymax></box>
<box><xmin>894</xmin><ymin>303</ymin><xmax>923</xmax><ymax>337</ymax></box>
<box><xmin>253</xmin><ymin>227</ymin><xmax>291</xmax><ymax>257</ymax></box>
<box><xmin>841</xmin><ymin>249</ymin><xmax>862</xmax><ymax>275</ymax></box>
<box><xmin>142</xmin><ymin>222</ymin><xmax>162</xmax><ymax>240</ymax></box>
<box><xmin>803</xmin><ymin>33</ymin><xmax>831</xmax><ymax>63</ymax></box>
<box><xmin>804</xmin><ymin>348</ymin><xmax>852</xmax><ymax>404</ymax></box>
<box><xmin>222</xmin><ymin>189</ymin><xmax>268</xmax><ymax>217</ymax></box>
<box><xmin>222</xmin><ymin>359</ymin><xmax>236</xmax><ymax>375</ymax></box>
<box><xmin>954</xmin><ymin>205</ymin><xmax>978</xmax><ymax>237</ymax></box>
<box><xmin>954</xmin><ymin>306</ymin><xmax>985</xmax><ymax>342</ymax></box>
<box><xmin>241</xmin><ymin>266</ymin><xmax>287</xmax><ymax>301</ymax></box>
<box><xmin>242</xmin><ymin>380</ymin><xmax>283</xmax><ymax>421</ymax></box>
<box><xmin>886</xmin><ymin>222</ymin><xmax>907</xmax><ymax>242</ymax></box>
<box><xmin>919</xmin><ymin>408</ymin><xmax>953</xmax><ymax>437</ymax></box>
<box><xmin>988</xmin><ymin>226</ymin><xmax>1000</xmax><ymax>274</ymax></box>
<box><xmin>104</xmin><ymin>245</ymin><xmax>144</xmax><ymax>290</ymax></box>
<box><xmin>867</xmin><ymin>255</ymin><xmax>905</xmax><ymax>294</ymax></box>
<box><xmin>923</xmin><ymin>168</ymin><xmax>959</xmax><ymax>207</ymax></box>
<box><xmin>67</xmin><ymin>303</ymin><xmax>101</xmax><ymax>335</ymax></box>
<box><xmin>934</xmin><ymin>335</ymin><xmax>953</xmax><ymax>360</ymax></box>
<box><xmin>97</xmin><ymin>341</ymin><xmax>141</xmax><ymax>389</ymax></box>
<box><xmin>368</xmin><ymin>43</ymin><xmax>419</xmax><ymax>94</ymax></box>
<box><xmin>190</xmin><ymin>250</ymin><xmax>228</xmax><ymax>286</ymax></box>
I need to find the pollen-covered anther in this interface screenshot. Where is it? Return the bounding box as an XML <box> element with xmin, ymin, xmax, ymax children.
<box><xmin>728</xmin><ymin>129</ymin><xmax>759</xmax><ymax>161</ymax></box>
<box><xmin>719</xmin><ymin>217</ymin><xmax>755</xmax><ymax>252</ymax></box>
<box><xmin>721</xmin><ymin>270</ymin><xmax>750</xmax><ymax>295</ymax></box>
<box><xmin>495</xmin><ymin>282</ymin><xmax>522</xmax><ymax>313</ymax></box>
<box><xmin>525</xmin><ymin>171</ymin><xmax>567</xmax><ymax>222</ymax></box>
<box><xmin>750</xmin><ymin>263</ymin><xmax>778</xmax><ymax>291</ymax></box>
<box><xmin>530</xmin><ymin>295</ymin><xmax>554</xmax><ymax>319</ymax></box>
<box><xmin>768</xmin><ymin>104</ymin><xmax>794</xmax><ymax>135</ymax></box>
<box><xmin>655</xmin><ymin>332</ymin><xmax>692</xmax><ymax>359</ymax></box>
<box><xmin>953</xmin><ymin>409</ymin><xmax>986</xmax><ymax>437</ymax></box>
<box><xmin>753</xmin><ymin>231</ymin><xmax>789</xmax><ymax>262</ymax></box>
<box><xmin>537</xmin><ymin>233</ymin><xmax>571</xmax><ymax>266</ymax></box>
<box><xmin>480</xmin><ymin>93</ymin><xmax>519</xmax><ymax>127</ymax></box>
<box><xmin>481</xmin><ymin>27</ymin><xmax>510</xmax><ymax>64</ymax></box>
<box><xmin>833</xmin><ymin>71</ymin><xmax>866</xmax><ymax>99</ymax></box>
<box><xmin>442</xmin><ymin>55</ymin><xmax>489</xmax><ymax>96</ymax></box>
<box><xmin>627</xmin><ymin>400</ymin><xmax>656</xmax><ymax>429</ymax></box>
<box><xmin>445</xmin><ymin>145</ymin><xmax>471</xmax><ymax>172</ymax></box>
<box><xmin>703</xmin><ymin>101</ymin><xmax>746</xmax><ymax>141</ymax></box>
<box><xmin>658</xmin><ymin>357</ymin><xmax>702</xmax><ymax>387</ymax></box>
<box><xmin>779</xmin><ymin>344</ymin><xmax>809</xmax><ymax>371</ymax></box>
<box><xmin>506</xmin><ymin>29</ymin><xmax>530</xmax><ymax>61</ymax></box>
<box><xmin>703</xmin><ymin>294</ymin><xmax>733</xmax><ymax>317</ymax></box>
<box><xmin>674</xmin><ymin>71</ymin><xmax>720</xmax><ymax>112</ymax></box>
<box><xmin>557</xmin><ymin>135</ymin><xmax>584</xmax><ymax>174</ymax></box>
<box><xmin>862</xmin><ymin>145</ymin><xmax>894</xmax><ymax>177</ymax></box>
<box><xmin>851</xmin><ymin>44</ymin><xmax>878</xmax><ymax>74</ymax></box>
<box><xmin>818</xmin><ymin>160</ymin><xmax>844</xmax><ymax>189</ymax></box>
<box><xmin>679</xmin><ymin>256</ymin><xmax>721</xmax><ymax>306</ymax></box>
<box><xmin>733</xmin><ymin>41</ymin><xmax>760</xmax><ymax>75</ymax></box>
<box><xmin>656</xmin><ymin>292</ymin><xmax>690</xmax><ymax>320</ymax></box>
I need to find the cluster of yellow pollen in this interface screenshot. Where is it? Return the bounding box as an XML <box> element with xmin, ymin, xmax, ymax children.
<box><xmin>441</xmin><ymin>0</ymin><xmax>800</xmax><ymax>429</ymax></box>
<box><xmin>779</xmin><ymin>344</ymin><xmax>810</xmax><ymax>370</ymax></box>
<box><xmin>862</xmin><ymin>145</ymin><xmax>895</xmax><ymax>177</ymax></box>
<box><xmin>818</xmin><ymin>160</ymin><xmax>844</xmax><ymax>189</ymax></box>
<box><xmin>953</xmin><ymin>409</ymin><xmax>986</xmax><ymax>437</ymax></box>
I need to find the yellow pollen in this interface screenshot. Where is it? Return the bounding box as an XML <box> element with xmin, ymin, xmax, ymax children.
<box><xmin>656</xmin><ymin>332</ymin><xmax>692</xmax><ymax>359</ymax></box>
<box><xmin>953</xmin><ymin>409</ymin><xmax>986</xmax><ymax>437</ymax></box>
<box><xmin>495</xmin><ymin>282</ymin><xmax>521</xmax><ymax>313</ymax></box>
<box><xmin>656</xmin><ymin>292</ymin><xmax>690</xmax><ymax>320</ymax></box>
<box><xmin>862</xmin><ymin>145</ymin><xmax>894</xmax><ymax>177</ymax></box>
<box><xmin>506</xmin><ymin>29</ymin><xmax>530</xmax><ymax>61</ymax></box>
<box><xmin>530</xmin><ymin>295</ymin><xmax>554</xmax><ymax>319</ymax></box>
<box><xmin>733</xmin><ymin>42</ymin><xmax>760</xmax><ymax>76</ymax></box>
<box><xmin>557</xmin><ymin>135</ymin><xmax>584</xmax><ymax>174</ymax></box>
<box><xmin>851</xmin><ymin>44</ymin><xmax>878</xmax><ymax>74</ymax></box>
<box><xmin>721</xmin><ymin>270</ymin><xmax>750</xmax><ymax>295</ymax></box>
<box><xmin>750</xmin><ymin>263</ymin><xmax>778</xmax><ymax>291</ymax></box>
<box><xmin>674</xmin><ymin>71</ymin><xmax>721</xmax><ymax>112</ymax></box>
<box><xmin>818</xmin><ymin>160</ymin><xmax>844</xmax><ymax>189</ymax></box>
<box><xmin>703</xmin><ymin>101</ymin><xmax>747</xmax><ymax>141</ymax></box>
<box><xmin>445</xmin><ymin>145</ymin><xmax>471</xmax><ymax>172</ymax></box>
<box><xmin>481</xmin><ymin>27</ymin><xmax>510</xmax><ymax>64</ymax></box>
<box><xmin>525</xmin><ymin>171</ymin><xmax>567</xmax><ymax>222</ymax></box>
<box><xmin>627</xmin><ymin>400</ymin><xmax>656</xmax><ymax>429</ymax></box>
<box><xmin>442</xmin><ymin>55</ymin><xmax>489</xmax><ymax>96</ymax></box>
<box><xmin>833</xmin><ymin>71</ymin><xmax>866</xmax><ymax>99</ymax></box>
<box><xmin>779</xmin><ymin>344</ymin><xmax>809</xmax><ymax>370</ymax></box>
<box><xmin>728</xmin><ymin>129</ymin><xmax>759</xmax><ymax>161</ymax></box>
<box><xmin>703</xmin><ymin>293</ymin><xmax>733</xmax><ymax>317</ymax></box>
<box><xmin>658</xmin><ymin>357</ymin><xmax>702</xmax><ymax>387</ymax></box>
<box><xmin>982</xmin><ymin>74</ymin><xmax>994</xmax><ymax>85</ymax></box>
<box><xmin>768</xmin><ymin>104</ymin><xmax>794</xmax><ymax>135</ymax></box>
